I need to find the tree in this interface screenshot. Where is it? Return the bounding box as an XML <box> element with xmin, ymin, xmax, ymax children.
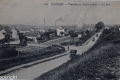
<box><xmin>103</xmin><ymin>29</ymin><xmax>111</xmax><ymax>34</ymax></box>
<box><xmin>95</xmin><ymin>21</ymin><xmax>105</xmax><ymax>31</ymax></box>
<box><xmin>85</xmin><ymin>30</ymin><xmax>89</xmax><ymax>35</ymax></box>
<box><xmin>18</xmin><ymin>33</ymin><xmax>27</xmax><ymax>46</ymax></box>
<box><xmin>69</xmin><ymin>31</ymin><xmax>78</xmax><ymax>37</ymax></box>
<box><xmin>0</xmin><ymin>39</ymin><xmax>5</xmax><ymax>46</ymax></box>
<box><xmin>20</xmin><ymin>39</ymin><xmax>27</xmax><ymax>46</ymax></box>
<box><xmin>2</xmin><ymin>32</ymin><xmax>11</xmax><ymax>45</ymax></box>
<box><xmin>69</xmin><ymin>31</ymin><xmax>74</xmax><ymax>37</ymax></box>
<box><xmin>44</xmin><ymin>32</ymin><xmax>50</xmax><ymax>40</ymax></box>
<box><xmin>4</xmin><ymin>34</ymin><xmax>10</xmax><ymax>43</ymax></box>
<box><xmin>69</xmin><ymin>30</ymin><xmax>78</xmax><ymax>43</ymax></box>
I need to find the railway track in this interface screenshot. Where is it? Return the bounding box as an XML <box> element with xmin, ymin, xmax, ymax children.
<box><xmin>16</xmin><ymin>36</ymin><xmax>70</xmax><ymax>52</ymax></box>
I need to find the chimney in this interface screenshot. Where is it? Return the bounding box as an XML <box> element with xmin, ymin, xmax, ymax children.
<box><xmin>55</xmin><ymin>21</ymin><xmax>56</xmax><ymax>26</ymax></box>
<box><xmin>44</xmin><ymin>18</ymin><xmax>45</xmax><ymax>27</ymax></box>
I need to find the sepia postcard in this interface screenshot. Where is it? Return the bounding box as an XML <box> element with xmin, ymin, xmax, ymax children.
<box><xmin>0</xmin><ymin>0</ymin><xmax>120</xmax><ymax>80</ymax></box>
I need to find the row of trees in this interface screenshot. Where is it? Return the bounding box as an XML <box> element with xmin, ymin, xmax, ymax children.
<box><xmin>68</xmin><ymin>21</ymin><xmax>105</xmax><ymax>44</ymax></box>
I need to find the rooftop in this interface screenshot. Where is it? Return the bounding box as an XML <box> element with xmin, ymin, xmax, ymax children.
<box><xmin>24</xmin><ymin>32</ymin><xmax>39</xmax><ymax>37</ymax></box>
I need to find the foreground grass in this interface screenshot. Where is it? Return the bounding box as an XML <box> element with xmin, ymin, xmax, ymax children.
<box><xmin>35</xmin><ymin>43</ymin><xmax>120</xmax><ymax>80</ymax></box>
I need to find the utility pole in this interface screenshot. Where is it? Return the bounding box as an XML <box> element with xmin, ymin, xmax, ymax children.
<box><xmin>73</xmin><ymin>25</ymin><xmax>75</xmax><ymax>43</ymax></box>
<box><xmin>18</xmin><ymin>51</ymin><xmax>19</xmax><ymax>57</ymax></box>
<box><xmin>44</xmin><ymin>18</ymin><xmax>45</xmax><ymax>27</ymax></box>
<box><xmin>55</xmin><ymin>21</ymin><xmax>56</xmax><ymax>26</ymax></box>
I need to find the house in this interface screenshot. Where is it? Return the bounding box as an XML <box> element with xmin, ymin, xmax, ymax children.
<box><xmin>11</xmin><ymin>28</ymin><xmax>18</xmax><ymax>39</ymax></box>
<box><xmin>105</xmin><ymin>27</ymin><xmax>109</xmax><ymax>29</ymax></box>
<box><xmin>39</xmin><ymin>28</ymin><xmax>46</xmax><ymax>33</ymax></box>
<box><xmin>17</xmin><ymin>28</ymin><xmax>30</xmax><ymax>34</ymax></box>
<box><xmin>0</xmin><ymin>29</ymin><xmax>5</xmax><ymax>39</ymax></box>
<box><xmin>33</xmin><ymin>28</ymin><xmax>46</xmax><ymax>33</ymax></box>
<box><xmin>0</xmin><ymin>28</ymin><xmax>17</xmax><ymax>40</ymax></box>
<box><xmin>3</xmin><ymin>28</ymin><xmax>19</xmax><ymax>40</ymax></box>
<box><xmin>56</xmin><ymin>27</ymin><xmax>65</xmax><ymax>36</ymax></box>
<box><xmin>24</xmin><ymin>32</ymin><xmax>41</xmax><ymax>43</ymax></box>
<box><xmin>29</xmin><ymin>28</ymin><xmax>35</xmax><ymax>32</ymax></box>
<box><xmin>30</xmin><ymin>28</ymin><xmax>45</xmax><ymax>33</ymax></box>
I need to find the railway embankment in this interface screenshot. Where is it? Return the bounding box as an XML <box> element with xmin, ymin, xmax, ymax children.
<box><xmin>0</xmin><ymin>45</ymin><xmax>66</xmax><ymax>72</ymax></box>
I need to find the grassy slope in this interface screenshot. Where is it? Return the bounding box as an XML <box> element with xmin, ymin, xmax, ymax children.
<box><xmin>35</xmin><ymin>43</ymin><xmax>120</xmax><ymax>80</ymax></box>
<box><xmin>35</xmin><ymin>30</ymin><xmax>120</xmax><ymax>80</ymax></box>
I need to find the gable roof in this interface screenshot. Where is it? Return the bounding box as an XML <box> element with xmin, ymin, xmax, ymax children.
<box><xmin>0</xmin><ymin>29</ymin><xmax>6</xmax><ymax>32</ymax></box>
<box><xmin>20</xmin><ymin>28</ymin><xmax>29</xmax><ymax>31</ymax></box>
<box><xmin>17</xmin><ymin>27</ymin><xmax>30</xmax><ymax>31</ymax></box>
<box><xmin>24</xmin><ymin>32</ymin><xmax>39</xmax><ymax>37</ymax></box>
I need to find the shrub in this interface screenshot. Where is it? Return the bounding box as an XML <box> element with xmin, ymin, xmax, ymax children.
<box><xmin>0</xmin><ymin>48</ymin><xmax>18</xmax><ymax>58</ymax></box>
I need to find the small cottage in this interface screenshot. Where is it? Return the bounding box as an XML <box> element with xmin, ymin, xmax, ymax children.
<box><xmin>56</xmin><ymin>27</ymin><xmax>65</xmax><ymax>36</ymax></box>
<box><xmin>17</xmin><ymin>28</ymin><xmax>30</xmax><ymax>34</ymax></box>
<box><xmin>11</xmin><ymin>28</ymin><xmax>18</xmax><ymax>39</ymax></box>
<box><xmin>24</xmin><ymin>32</ymin><xmax>41</xmax><ymax>43</ymax></box>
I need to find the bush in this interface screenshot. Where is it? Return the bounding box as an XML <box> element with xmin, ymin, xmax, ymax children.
<box><xmin>0</xmin><ymin>48</ymin><xmax>18</xmax><ymax>58</ymax></box>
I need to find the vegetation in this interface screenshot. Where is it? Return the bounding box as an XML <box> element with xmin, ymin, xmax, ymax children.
<box><xmin>0</xmin><ymin>47</ymin><xmax>18</xmax><ymax>58</ymax></box>
<box><xmin>60</xmin><ymin>29</ymin><xmax>95</xmax><ymax>46</ymax></box>
<box><xmin>35</xmin><ymin>27</ymin><xmax>120</xmax><ymax>80</ymax></box>
<box><xmin>18</xmin><ymin>33</ymin><xmax>27</xmax><ymax>46</ymax></box>
<box><xmin>35</xmin><ymin>43</ymin><xmax>120</xmax><ymax>80</ymax></box>
<box><xmin>79</xmin><ymin>30</ymin><xmax>95</xmax><ymax>43</ymax></box>
<box><xmin>95</xmin><ymin>21</ymin><xmax>105</xmax><ymax>31</ymax></box>
<box><xmin>0</xmin><ymin>45</ymin><xmax>66</xmax><ymax>71</ymax></box>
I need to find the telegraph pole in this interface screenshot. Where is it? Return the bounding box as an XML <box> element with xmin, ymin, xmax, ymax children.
<box><xmin>55</xmin><ymin>21</ymin><xmax>56</xmax><ymax>26</ymax></box>
<box><xmin>44</xmin><ymin>18</ymin><xmax>45</xmax><ymax>26</ymax></box>
<box><xmin>71</xmin><ymin>24</ymin><xmax>75</xmax><ymax>43</ymax></box>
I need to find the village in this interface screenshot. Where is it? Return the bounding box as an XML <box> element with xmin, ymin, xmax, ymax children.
<box><xmin>0</xmin><ymin>24</ymin><xmax>94</xmax><ymax>47</ymax></box>
<box><xmin>0</xmin><ymin>24</ymin><xmax>118</xmax><ymax>45</ymax></box>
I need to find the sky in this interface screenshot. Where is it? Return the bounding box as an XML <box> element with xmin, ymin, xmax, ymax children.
<box><xmin>0</xmin><ymin>0</ymin><xmax>120</xmax><ymax>27</ymax></box>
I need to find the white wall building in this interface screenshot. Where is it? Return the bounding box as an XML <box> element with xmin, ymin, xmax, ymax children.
<box><xmin>24</xmin><ymin>32</ymin><xmax>41</xmax><ymax>43</ymax></box>
<box><xmin>105</xmin><ymin>27</ymin><xmax>109</xmax><ymax>29</ymax></box>
<box><xmin>56</xmin><ymin>27</ymin><xmax>65</xmax><ymax>36</ymax></box>
<box><xmin>11</xmin><ymin>28</ymin><xmax>18</xmax><ymax>39</ymax></box>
